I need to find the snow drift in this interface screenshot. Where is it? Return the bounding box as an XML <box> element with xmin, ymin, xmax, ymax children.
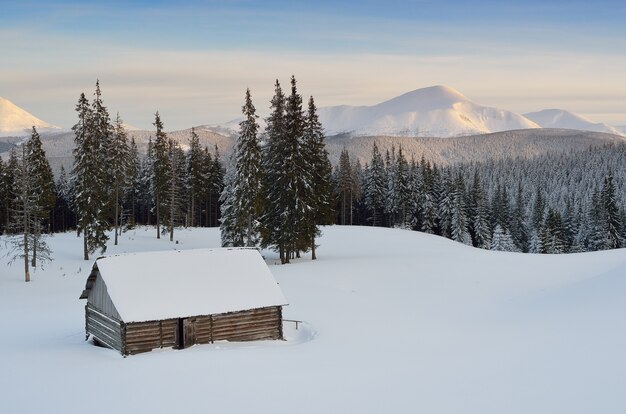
<box><xmin>1</xmin><ymin>226</ymin><xmax>625</xmax><ymax>413</ymax></box>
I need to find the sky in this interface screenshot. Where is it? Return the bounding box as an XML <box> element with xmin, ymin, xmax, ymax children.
<box><xmin>1</xmin><ymin>0</ymin><xmax>626</xmax><ymax>130</ymax></box>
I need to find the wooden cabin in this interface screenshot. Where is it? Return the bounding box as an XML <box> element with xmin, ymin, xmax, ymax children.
<box><xmin>79</xmin><ymin>248</ymin><xmax>288</xmax><ymax>356</ymax></box>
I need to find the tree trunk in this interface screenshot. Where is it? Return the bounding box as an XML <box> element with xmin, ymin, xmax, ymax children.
<box><xmin>114</xmin><ymin>182</ymin><xmax>119</xmax><ymax>245</ymax></box>
<box><xmin>190</xmin><ymin>192</ymin><xmax>195</xmax><ymax>228</ymax></box>
<box><xmin>83</xmin><ymin>232</ymin><xmax>89</xmax><ymax>261</ymax></box>
<box><xmin>156</xmin><ymin>193</ymin><xmax>160</xmax><ymax>239</ymax></box>
<box><xmin>350</xmin><ymin>192</ymin><xmax>353</xmax><ymax>225</ymax></box>
<box><xmin>246</xmin><ymin>216</ymin><xmax>253</xmax><ymax>247</ymax></box>
<box><xmin>31</xmin><ymin>222</ymin><xmax>38</xmax><ymax>267</ymax></box>
<box><xmin>24</xmin><ymin>215</ymin><xmax>30</xmax><ymax>282</ymax></box>
<box><xmin>311</xmin><ymin>237</ymin><xmax>316</xmax><ymax>260</ymax></box>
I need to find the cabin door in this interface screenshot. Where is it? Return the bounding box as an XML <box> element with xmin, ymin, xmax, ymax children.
<box><xmin>182</xmin><ymin>318</ymin><xmax>196</xmax><ymax>348</ymax></box>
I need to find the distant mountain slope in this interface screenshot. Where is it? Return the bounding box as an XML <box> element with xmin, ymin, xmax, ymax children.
<box><xmin>317</xmin><ymin>85</ymin><xmax>540</xmax><ymax>137</ymax></box>
<box><xmin>5</xmin><ymin>126</ymin><xmax>236</xmax><ymax>175</ymax></box>
<box><xmin>324</xmin><ymin>128</ymin><xmax>626</xmax><ymax>166</ymax></box>
<box><xmin>0</xmin><ymin>97</ymin><xmax>59</xmax><ymax>137</ymax></box>
<box><xmin>524</xmin><ymin>109</ymin><xmax>624</xmax><ymax>136</ymax></box>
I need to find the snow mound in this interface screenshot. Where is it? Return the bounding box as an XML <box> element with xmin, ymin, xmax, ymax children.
<box><xmin>0</xmin><ymin>97</ymin><xmax>59</xmax><ymax>137</ymax></box>
<box><xmin>524</xmin><ymin>109</ymin><xmax>625</xmax><ymax>136</ymax></box>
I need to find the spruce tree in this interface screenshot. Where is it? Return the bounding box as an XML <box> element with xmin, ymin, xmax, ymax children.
<box><xmin>600</xmin><ymin>173</ymin><xmax>623</xmax><ymax>249</ymax></box>
<box><xmin>467</xmin><ymin>171</ymin><xmax>491</xmax><ymax>248</ymax></box>
<box><xmin>490</xmin><ymin>224</ymin><xmax>516</xmax><ymax>252</ymax></box>
<box><xmin>126</xmin><ymin>137</ymin><xmax>141</xmax><ymax>228</ymax></box>
<box><xmin>152</xmin><ymin>111</ymin><xmax>170</xmax><ymax>238</ymax></box>
<box><xmin>110</xmin><ymin>113</ymin><xmax>130</xmax><ymax>245</ymax></box>
<box><xmin>260</xmin><ymin>80</ymin><xmax>288</xmax><ymax>261</ymax></box>
<box><xmin>72</xmin><ymin>90</ymin><xmax>109</xmax><ymax>260</ymax></box>
<box><xmin>25</xmin><ymin>127</ymin><xmax>56</xmax><ymax>266</ymax></box>
<box><xmin>450</xmin><ymin>172</ymin><xmax>470</xmax><ymax>245</ymax></box>
<box><xmin>541</xmin><ymin>208</ymin><xmax>567</xmax><ymax>253</ymax></box>
<box><xmin>0</xmin><ymin>157</ymin><xmax>6</xmax><ymax>234</ymax></box>
<box><xmin>8</xmin><ymin>142</ymin><xmax>52</xmax><ymax>281</ymax></box>
<box><xmin>220</xmin><ymin>88</ymin><xmax>263</xmax><ymax>247</ymax></box>
<box><xmin>337</xmin><ymin>148</ymin><xmax>354</xmax><ymax>225</ymax></box>
<box><xmin>364</xmin><ymin>142</ymin><xmax>387</xmax><ymax>227</ymax></box>
<box><xmin>302</xmin><ymin>95</ymin><xmax>334</xmax><ymax>259</ymax></box>
<box><xmin>283</xmin><ymin>76</ymin><xmax>312</xmax><ymax>259</ymax></box>
<box><xmin>186</xmin><ymin>127</ymin><xmax>206</xmax><ymax>227</ymax></box>
<box><xmin>167</xmin><ymin>138</ymin><xmax>187</xmax><ymax>241</ymax></box>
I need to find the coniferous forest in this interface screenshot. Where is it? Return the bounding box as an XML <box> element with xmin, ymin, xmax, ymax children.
<box><xmin>1</xmin><ymin>80</ymin><xmax>625</xmax><ymax>280</ymax></box>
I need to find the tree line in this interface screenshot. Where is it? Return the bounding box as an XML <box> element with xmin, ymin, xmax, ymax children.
<box><xmin>2</xmin><ymin>79</ymin><xmax>625</xmax><ymax>281</ymax></box>
<box><xmin>0</xmin><ymin>81</ymin><xmax>225</xmax><ymax>280</ymax></box>
<box><xmin>332</xmin><ymin>142</ymin><xmax>626</xmax><ymax>253</ymax></box>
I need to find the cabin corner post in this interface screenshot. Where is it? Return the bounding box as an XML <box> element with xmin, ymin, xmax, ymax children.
<box><xmin>84</xmin><ymin>304</ymin><xmax>89</xmax><ymax>341</ymax></box>
<box><xmin>278</xmin><ymin>306</ymin><xmax>284</xmax><ymax>340</ymax></box>
<box><xmin>121</xmin><ymin>322</ymin><xmax>128</xmax><ymax>356</ymax></box>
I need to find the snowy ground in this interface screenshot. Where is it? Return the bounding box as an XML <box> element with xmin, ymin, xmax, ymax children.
<box><xmin>1</xmin><ymin>226</ymin><xmax>625</xmax><ymax>413</ymax></box>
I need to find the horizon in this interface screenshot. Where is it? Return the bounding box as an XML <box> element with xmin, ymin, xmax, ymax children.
<box><xmin>1</xmin><ymin>0</ymin><xmax>626</xmax><ymax>130</ymax></box>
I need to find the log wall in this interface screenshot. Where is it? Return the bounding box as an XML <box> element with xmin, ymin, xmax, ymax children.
<box><xmin>85</xmin><ymin>304</ymin><xmax>123</xmax><ymax>353</ymax></box>
<box><xmin>89</xmin><ymin>306</ymin><xmax>284</xmax><ymax>356</ymax></box>
<box><xmin>211</xmin><ymin>306</ymin><xmax>283</xmax><ymax>342</ymax></box>
<box><xmin>123</xmin><ymin>319</ymin><xmax>178</xmax><ymax>355</ymax></box>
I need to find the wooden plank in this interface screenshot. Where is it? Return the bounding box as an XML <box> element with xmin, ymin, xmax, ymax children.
<box><xmin>211</xmin><ymin>320</ymin><xmax>280</xmax><ymax>333</ymax></box>
<box><xmin>87</xmin><ymin>317</ymin><xmax>121</xmax><ymax>336</ymax></box>
<box><xmin>87</xmin><ymin>305</ymin><xmax>122</xmax><ymax>328</ymax></box>
<box><xmin>87</xmin><ymin>324</ymin><xmax>123</xmax><ymax>351</ymax></box>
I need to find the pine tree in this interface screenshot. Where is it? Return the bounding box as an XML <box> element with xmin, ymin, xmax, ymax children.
<box><xmin>0</xmin><ymin>157</ymin><xmax>7</xmax><ymax>234</ymax></box>
<box><xmin>437</xmin><ymin>171</ymin><xmax>453</xmax><ymax>237</ymax></box>
<box><xmin>419</xmin><ymin>158</ymin><xmax>437</xmax><ymax>234</ymax></box>
<box><xmin>541</xmin><ymin>208</ymin><xmax>567</xmax><ymax>253</ymax></box>
<box><xmin>490</xmin><ymin>224</ymin><xmax>516</xmax><ymax>252</ymax></box>
<box><xmin>511</xmin><ymin>182</ymin><xmax>529</xmax><ymax>252</ymax></box>
<box><xmin>7</xmin><ymin>142</ymin><xmax>52</xmax><ymax>281</ymax></box>
<box><xmin>4</xmin><ymin>149</ymin><xmax>19</xmax><ymax>231</ymax></box>
<box><xmin>186</xmin><ymin>127</ymin><xmax>206</xmax><ymax>227</ymax></box>
<box><xmin>337</xmin><ymin>148</ymin><xmax>354</xmax><ymax>225</ymax></box>
<box><xmin>126</xmin><ymin>137</ymin><xmax>141</xmax><ymax>228</ymax></box>
<box><xmin>364</xmin><ymin>142</ymin><xmax>387</xmax><ymax>227</ymax></box>
<box><xmin>600</xmin><ymin>173</ymin><xmax>623</xmax><ymax>249</ymax></box>
<box><xmin>220</xmin><ymin>88</ymin><xmax>263</xmax><ymax>247</ymax></box>
<box><xmin>301</xmin><ymin>95</ymin><xmax>334</xmax><ymax>259</ymax></box>
<box><xmin>110</xmin><ymin>113</ymin><xmax>130</xmax><ymax>245</ymax></box>
<box><xmin>25</xmin><ymin>127</ymin><xmax>56</xmax><ymax>266</ymax></box>
<box><xmin>54</xmin><ymin>165</ymin><xmax>73</xmax><ymax>232</ymax></box>
<box><xmin>152</xmin><ymin>111</ymin><xmax>170</xmax><ymax>238</ymax></box>
<box><xmin>209</xmin><ymin>146</ymin><xmax>225</xmax><ymax>227</ymax></box>
<box><xmin>450</xmin><ymin>172</ymin><xmax>470</xmax><ymax>244</ymax></box>
<box><xmin>260</xmin><ymin>80</ymin><xmax>288</xmax><ymax>261</ymax></box>
<box><xmin>167</xmin><ymin>138</ymin><xmax>187</xmax><ymax>241</ymax></box>
<box><xmin>467</xmin><ymin>170</ymin><xmax>491</xmax><ymax>248</ymax></box>
<box><xmin>72</xmin><ymin>89</ymin><xmax>109</xmax><ymax>260</ymax></box>
<box><xmin>283</xmin><ymin>76</ymin><xmax>312</xmax><ymax>259</ymax></box>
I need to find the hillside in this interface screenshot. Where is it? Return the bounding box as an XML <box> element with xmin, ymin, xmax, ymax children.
<box><xmin>525</xmin><ymin>109</ymin><xmax>624</xmax><ymax>136</ymax></box>
<box><xmin>325</xmin><ymin>128</ymin><xmax>626</xmax><ymax>166</ymax></box>
<box><xmin>0</xmin><ymin>226</ymin><xmax>625</xmax><ymax>413</ymax></box>
<box><xmin>317</xmin><ymin>85</ymin><xmax>540</xmax><ymax>137</ymax></box>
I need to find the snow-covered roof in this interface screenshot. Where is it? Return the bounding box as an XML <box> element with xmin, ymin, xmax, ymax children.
<box><xmin>93</xmin><ymin>248</ymin><xmax>288</xmax><ymax>323</ymax></box>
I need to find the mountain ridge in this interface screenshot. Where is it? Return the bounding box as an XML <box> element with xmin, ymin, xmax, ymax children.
<box><xmin>0</xmin><ymin>97</ymin><xmax>59</xmax><ymax>137</ymax></box>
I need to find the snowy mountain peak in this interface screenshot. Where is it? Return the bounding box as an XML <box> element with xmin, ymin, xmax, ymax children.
<box><xmin>0</xmin><ymin>97</ymin><xmax>59</xmax><ymax>137</ymax></box>
<box><xmin>317</xmin><ymin>85</ymin><xmax>540</xmax><ymax>137</ymax></box>
<box><xmin>524</xmin><ymin>109</ymin><xmax>625</xmax><ymax>136</ymax></box>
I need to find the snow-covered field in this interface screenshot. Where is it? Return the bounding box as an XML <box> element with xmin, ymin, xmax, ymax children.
<box><xmin>1</xmin><ymin>226</ymin><xmax>625</xmax><ymax>413</ymax></box>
